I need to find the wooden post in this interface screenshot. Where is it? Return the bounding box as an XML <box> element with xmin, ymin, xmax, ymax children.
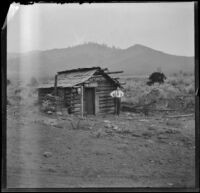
<box><xmin>81</xmin><ymin>86</ymin><xmax>84</xmax><ymax>118</ymax></box>
<box><xmin>54</xmin><ymin>74</ymin><xmax>58</xmax><ymax>95</ymax></box>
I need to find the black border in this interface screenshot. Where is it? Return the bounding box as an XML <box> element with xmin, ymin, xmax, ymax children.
<box><xmin>1</xmin><ymin>1</ymin><xmax>199</xmax><ymax>192</ymax></box>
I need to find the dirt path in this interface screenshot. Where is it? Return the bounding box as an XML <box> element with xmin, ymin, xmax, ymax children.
<box><xmin>7</xmin><ymin>104</ymin><xmax>195</xmax><ymax>188</ymax></box>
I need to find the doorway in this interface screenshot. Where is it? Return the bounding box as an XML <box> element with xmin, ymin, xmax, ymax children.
<box><xmin>84</xmin><ymin>88</ymin><xmax>95</xmax><ymax>115</ymax></box>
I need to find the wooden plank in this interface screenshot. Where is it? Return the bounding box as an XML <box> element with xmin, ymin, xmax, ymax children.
<box><xmin>95</xmin><ymin>89</ymin><xmax>99</xmax><ymax>115</ymax></box>
<box><xmin>99</xmin><ymin>105</ymin><xmax>115</xmax><ymax>109</ymax></box>
<box><xmin>99</xmin><ymin>98</ymin><xmax>114</xmax><ymax>102</ymax></box>
<box><xmin>97</xmin><ymin>90</ymin><xmax>112</xmax><ymax>94</ymax></box>
<box><xmin>98</xmin><ymin>109</ymin><xmax>115</xmax><ymax>114</ymax></box>
<box><xmin>163</xmin><ymin>114</ymin><xmax>194</xmax><ymax>118</ymax></box>
<box><xmin>99</xmin><ymin>96</ymin><xmax>113</xmax><ymax>100</ymax></box>
<box><xmin>81</xmin><ymin>86</ymin><xmax>84</xmax><ymax>118</ymax></box>
<box><xmin>65</xmin><ymin>96</ymin><xmax>81</xmax><ymax>100</ymax></box>
<box><xmin>71</xmin><ymin>104</ymin><xmax>81</xmax><ymax>108</ymax></box>
<box><xmin>96</xmin><ymin>87</ymin><xmax>116</xmax><ymax>91</ymax></box>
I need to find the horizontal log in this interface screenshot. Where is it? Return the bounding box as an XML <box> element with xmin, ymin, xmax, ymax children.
<box><xmin>96</xmin><ymin>88</ymin><xmax>116</xmax><ymax>92</ymax></box>
<box><xmin>98</xmin><ymin>112</ymin><xmax>115</xmax><ymax>116</ymax></box>
<box><xmin>100</xmin><ymin>102</ymin><xmax>115</xmax><ymax>106</ymax></box>
<box><xmin>97</xmin><ymin>86</ymin><xmax>114</xmax><ymax>90</ymax></box>
<box><xmin>96</xmin><ymin>92</ymin><xmax>112</xmax><ymax>96</ymax></box>
<box><xmin>99</xmin><ymin>108</ymin><xmax>115</xmax><ymax>112</ymax></box>
<box><xmin>70</xmin><ymin>104</ymin><xmax>81</xmax><ymax>108</ymax></box>
<box><xmin>99</xmin><ymin>96</ymin><xmax>113</xmax><ymax>100</ymax></box>
<box><xmin>99</xmin><ymin>99</ymin><xmax>114</xmax><ymax>103</ymax></box>
<box><xmin>107</xmin><ymin>71</ymin><xmax>124</xmax><ymax>74</ymax></box>
<box><xmin>100</xmin><ymin>104</ymin><xmax>115</xmax><ymax>108</ymax></box>
<box><xmin>69</xmin><ymin>102</ymin><xmax>81</xmax><ymax>106</ymax></box>
<box><xmin>98</xmin><ymin>82</ymin><xmax>115</xmax><ymax>86</ymax></box>
<box><xmin>99</xmin><ymin>105</ymin><xmax>115</xmax><ymax>109</ymax></box>
<box><xmin>98</xmin><ymin>109</ymin><xmax>115</xmax><ymax>112</ymax></box>
<box><xmin>99</xmin><ymin>109</ymin><xmax>115</xmax><ymax>113</ymax></box>
<box><xmin>65</xmin><ymin>97</ymin><xmax>81</xmax><ymax>101</ymax></box>
<box><xmin>99</xmin><ymin>98</ymin><xmax>114</xmax><ymax>102</ymax></box>
<box><xmin>119</xmin><ymin>82</ymin><xmax>126</xmax><ymax>85</ymax></box>
<box><xmin>96</xmin><ymin>91</ymin><xmax>112</xmax><ymax>94</ymax></box>
<box><xmin>164</xmin><ymin>114</ymin><xmax>194</xmax><ymax>118</ymax></box>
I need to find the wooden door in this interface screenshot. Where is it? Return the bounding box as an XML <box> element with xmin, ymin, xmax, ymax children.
<box><xmin>84</xmin><ymin>88</ymin><xmax>95</xmax><ymax>115</ymax></box>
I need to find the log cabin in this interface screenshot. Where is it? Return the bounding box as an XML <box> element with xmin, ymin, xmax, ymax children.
<box><xmin>38</xmin><ymin>67</ymin><xmax>123</xmax><ymax>116</ymax></box>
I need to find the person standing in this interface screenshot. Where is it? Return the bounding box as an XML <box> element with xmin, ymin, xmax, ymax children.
<box><xmin>110</xmin><ymin>87</ymin><xmax>124</xmax><ymax>115</ymax></box>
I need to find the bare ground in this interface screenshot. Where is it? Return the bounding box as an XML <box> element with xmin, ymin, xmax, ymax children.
<box><xmin>7</xmin><ymin>103</ymin><xmax>195</xmax><ymax>188</ymax></box>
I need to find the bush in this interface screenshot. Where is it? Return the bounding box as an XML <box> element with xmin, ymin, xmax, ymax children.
<box><xmin>147</xmin><ymin>72</ymin><xmax>167</xmax><ymax>85</ymax></box>
<box><xmin>28</xmin><ymin>77</ymin><xmax>39</xmax><ymax>86</ymax></box>
<box><xmin>184</xmin><ymin>84</ymin><xmax>194</xmax><ymax>94</ymax></box>
<box><xmin>40</xmin><ymin>94</ymin><xmax>61</xmax><ymax>113</ymax></box>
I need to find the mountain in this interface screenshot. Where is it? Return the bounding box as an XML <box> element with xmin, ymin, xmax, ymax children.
<box><xmin>7</xmin><ymin>43</ymin><xmax>194</xmax><ymax>81</ymax></box>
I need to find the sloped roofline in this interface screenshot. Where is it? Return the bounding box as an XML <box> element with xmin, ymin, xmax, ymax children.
<box><xmin>57</xmin><ymin>66</ymin><xmax>121</xmax><ymax>87</ymax></box>
<box><xmin>57</xmin><ymin>67</ymin><xmax>101</xmax><ymax>75</ymax></box>
<box><xmin>38</xmin><ymin>67</ymin><xmax>122</xmax><ymax>88</ymax></box>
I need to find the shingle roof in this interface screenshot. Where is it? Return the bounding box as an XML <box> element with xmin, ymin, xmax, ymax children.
<box><xmin>57</xmin><ymin>69</ymin><xmax>97</xmax><ymax>87</ymax></box>
<box><xmin>38</xmin><ymin>67</ymin><xmax>121</xmax><ymax>88</ymax></box>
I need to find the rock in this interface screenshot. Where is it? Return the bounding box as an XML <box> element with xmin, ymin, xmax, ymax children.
<box><xmin>43</xmin><ymin>119</ymin><xmax>57</xmax><ymax>126</ymax></box>
<box><xmin>56</xmin><ymin>111</ymin><xmax>63</xmax><ymax>116</ymax></box>
<box><xmin>112</xmin><ymin>125</ymin><xmax>119</xmax><ymax>130</ymax></box>
<box><xmin>139</xmin><ymin>119</ymin><xmax>149</xmax><ymax>122</ymax></box>
<box><xmin>43</xmin><ymin>151</ymin><xmax>52</xmax><ymax>158</ymax></box>
<box><xmin>131</xmin><ymin>133</ymin><xmax>141</xmax><ymax>137</ymax></box>
<box><xmin>148</xmin><ymin>125</ymin><xmax>156</xmax><ymax>130</ymax></box>
<box><xmin>147</xmin><ymin>139</ymin><xmax>154</xmax><ymax>144</ymax></box>
<box><xmin>105</xmin><ymin>123</ymin><xmax>113</xmax><ymax>129</ymax></box>
<box><xmin>103</xmin><ymin>120</ymin><xmax>110</xmax><ymax>123</ymax></box>
<box><xmin>48</xmin><ymin>167</ymin><xmax>56</xmax><ymax>173</ymax></box>
<box><xmin>47</xmin><ymin>111</ymin><xmax>53</xmax><ymax>114</ymax></box>
<box><xmin>93</xmin><ymin>129</ymin><xmax>103</xmax><ymax>138</ymax></box>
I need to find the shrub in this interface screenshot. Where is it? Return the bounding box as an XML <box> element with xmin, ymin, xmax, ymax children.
<box><xmin>147</xmin><ymin>72</ymin><xmax>167</xmax><ymax>85</ymax></box>
<box><xmin>184</xmin><ymin>84</ymin><xmax>194</xmax><ymax>94</ymax></box>
<box><xmin>28</xmin><ymin>77</ymin><xmax>39</xmax><ymax>86</ymax></box>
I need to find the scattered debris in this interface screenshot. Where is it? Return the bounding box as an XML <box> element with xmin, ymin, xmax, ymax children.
<box><xmin>93</xmin><ymin>129</ymin><xmax>104</xmax><ymax>138</ymax></box>
<box><xmin>167</xmin><ymin>182</ymin><xmax>174</xmax><ymax>186</ymax></box>
<box><xmin>139</xmin><ymin>119</ymin><xmax>149</xmax><ymax>122</ymax></box>
<box><xmin>131</xmin><ymin>133</ymin><xmax>141</xmax><ymax>137</ymax></box>
<box><xmin>56</xmin><ymin>111</ymin><xmax>63</xmax><ymax>116</ymax></box>
<box><xmin>142</xmin><ymin>132</ymin><xmax>153</xmax><ymax>138</ymax></box>
<box><xmin>43</xmin><ymin>119</ymin><xmax>57</xmax><ymax>126</ymax></box>
<box><xmin>43</xmin><ymin>152</ymin><xmax>52</xmax><ymax>158</ymax></box>
<box><xmin>47</xmin><ymin>167</ymin><xmax>56</xmax><ymax>173</ymax></box>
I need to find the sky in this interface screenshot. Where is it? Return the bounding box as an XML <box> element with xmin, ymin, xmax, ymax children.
<box><xmin>7</xmin><ymin>2</ymin><xmax>194</xmax><ymax>56</ymax></box>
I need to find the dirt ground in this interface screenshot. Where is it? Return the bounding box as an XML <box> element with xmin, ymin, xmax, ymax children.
<box><xmin>6</xmin><ymin>101</ymin><xmax>195</xmax><ymax>188</ymax></box>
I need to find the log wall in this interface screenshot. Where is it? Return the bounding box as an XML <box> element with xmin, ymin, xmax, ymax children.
<box><xmin>38</xmin><ymin>88</ymin><xmax>54</xmax><ymax>103</ymax></box>
<box><xmin>38</xmin><ymin>73</ymin><xmax>118</xmax><ymax>115</ymax></box>
<box><xmin>88</xmin><ymin>74</ymin><xmax>117</xmax><ymax>115</ymax></box>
